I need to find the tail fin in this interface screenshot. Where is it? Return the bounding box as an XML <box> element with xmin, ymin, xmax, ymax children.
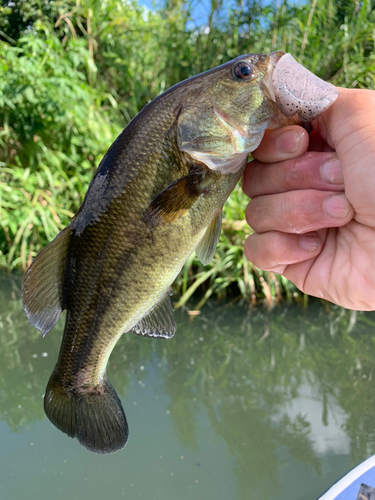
<box><xmin>44</xmin><ymin>372</ymin><xmax>129</xmax><ymax>454</ymax></box>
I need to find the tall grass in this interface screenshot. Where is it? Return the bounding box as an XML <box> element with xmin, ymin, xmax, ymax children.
<box><xmin>1</xmin><ymin>0</ymin><xmax>374</xmax><ymax>304</ymax></box>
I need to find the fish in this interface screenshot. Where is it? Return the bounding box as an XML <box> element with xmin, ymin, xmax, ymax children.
<box><xmin>22</xmin><ymin>51</ymin><xmax>338</xmax><ymax>454</ymax></box>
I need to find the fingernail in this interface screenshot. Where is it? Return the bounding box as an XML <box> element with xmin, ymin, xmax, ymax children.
<box><xmin>300</xmin><ymin>235</ymin><xmax>319</xmax><ymax>252</ymax></box>
<box><xmin>324</xmin><ymin>194</ymin><xmax>350</xmax><ymax>218</ymax></box>
<box><xmin>321</xmin><ymin>157</ymin><xmax>343</xmax><ymax>184</ymax></box>
<box><xmin>276</xmin><ymin>130</ymin><xmax>300</xmax><ymax>154</ymax></box>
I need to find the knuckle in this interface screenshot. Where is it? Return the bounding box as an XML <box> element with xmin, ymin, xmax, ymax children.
<box><xmin>285</xmin><ymin>158</ymin><xmax>302</xmax><ymax>187</ymax></box>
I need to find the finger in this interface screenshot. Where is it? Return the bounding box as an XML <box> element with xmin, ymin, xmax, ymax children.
<box><xmin>244</xmin><ymin>230</ymin><xmax>325</xmax><ymax>274</ymax></box>
<box><xmin>312</xmin><ymin>88</ymin><xmax>375</xmax><ymax>226</ymax></box>
<box><xmin>251</xmin><ymin>125</ymin><xmax>309</xmax><ymax>163</ymax></box>
<box><xmin>282</xmin><ymin>227</ymin><xmax>334</xmax><ymax>297</ymax></box>
<box><xmin>312</xmin><ymin>88</ymin><xmax>375</xmax><ymax>151</ymax></box>
<box><xmin>246</xmin><ymin>190</ymin><xmax>354</xmax><ymax>234</ymax></box>
<box><xmin>243</xmin><ymin>152</ymin><xmax>343</xmax><ymax>198</ymax></box>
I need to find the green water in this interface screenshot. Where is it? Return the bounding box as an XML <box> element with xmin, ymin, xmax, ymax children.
<box><xmin>1</xmin><ymin>273</ymin><xmax>375</xmax><ymax>500</ymax></box>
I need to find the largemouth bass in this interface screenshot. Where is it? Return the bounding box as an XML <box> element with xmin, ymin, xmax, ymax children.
<box><xmin>22</xmin><ymin>52</ymin><xmax>337</xmax><ymax>454</ymax></box>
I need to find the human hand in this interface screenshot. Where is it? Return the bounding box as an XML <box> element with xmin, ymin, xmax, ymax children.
<box><xmin>242</xmin><ymin>88</ymin><xmax>375</xmax><ymax>310</ymax></box>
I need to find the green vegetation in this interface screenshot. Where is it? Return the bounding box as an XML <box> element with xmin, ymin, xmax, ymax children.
<box><xmin>1</xmin><ymin>0</ymin><xmax>375</xmax><ymax>303</ymax></box>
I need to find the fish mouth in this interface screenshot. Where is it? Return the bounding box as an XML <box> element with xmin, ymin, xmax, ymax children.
<box><xmin>260</xmin><ymin>51</ymin><xmax>285</xmax><ymax>102</ymax></box>
<box><xmin>261</xmin><ymin>51</ymin><xmax>338</xmax><ymax>121</ymax></box>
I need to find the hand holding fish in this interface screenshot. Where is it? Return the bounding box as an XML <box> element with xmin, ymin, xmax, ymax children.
<box><xmin>243</xmin><ymin>88</ymin><xmax>375</xmax><ymax>311</ymax></box>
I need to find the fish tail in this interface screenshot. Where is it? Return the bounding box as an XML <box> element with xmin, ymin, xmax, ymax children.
<box><xmin>44</xmin><ymin>370</ymin><xmax>129</xmax><ymax>454</ymax></box>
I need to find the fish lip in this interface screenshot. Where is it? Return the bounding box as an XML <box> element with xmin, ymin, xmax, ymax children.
<box><xmin>260</xmin><ymin>51</ymin><xmax>285</xmax><ymax>103</ymax></box>
<box><xmin>269</xmin><ymin>50</ymin><xmax>286</xmax><ymax>67</ymax></box>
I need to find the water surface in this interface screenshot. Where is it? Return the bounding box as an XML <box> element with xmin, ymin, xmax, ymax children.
<box><xmin>1</xmin><ymin>273</ymin><xmax>375</xmax><ymax>500</ymax></box>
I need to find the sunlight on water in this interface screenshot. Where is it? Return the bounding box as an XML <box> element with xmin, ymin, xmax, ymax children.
<box><xmin>1</xmin><ymin>273</ymin><xmax>375</xmax><ymax>500</ymax></box>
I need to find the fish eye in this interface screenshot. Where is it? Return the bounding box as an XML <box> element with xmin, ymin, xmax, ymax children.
<box><xmin>233</xmin><ymin>61</ymin><xmax>255</xmax><ymax>80</ymax></box>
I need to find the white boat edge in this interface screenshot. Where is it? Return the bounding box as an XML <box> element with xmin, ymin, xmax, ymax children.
<box><xmin>318</xmin><ymin>455</ymin><xmax>375</xmax><ymax>500</ymax></box>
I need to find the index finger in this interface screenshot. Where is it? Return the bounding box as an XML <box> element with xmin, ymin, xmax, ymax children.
<box><xmin>251</xmin><ymin>125</ymin><xmax>309</xmax><ymax>163</ymax></box>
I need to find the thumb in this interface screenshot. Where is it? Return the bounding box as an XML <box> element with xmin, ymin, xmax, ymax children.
<box><xmin>312</xmin><ymin>87</ymin><xmax>375</xmax><ymax>226</ymax></box>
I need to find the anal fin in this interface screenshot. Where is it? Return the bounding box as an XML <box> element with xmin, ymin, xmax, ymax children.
<box><xmin>22</xmin><ymin>225</ymin><xmax>71</xmax><ymax>337</ymax></box>
<box><xmin>134</xmin><ymin>289</ymin><xmax>176</xmax><ymax>339</ymax></box>
<box><xmin>195</xmin><ymin>209</ymin><xmax>222</xmax><ymax>265</ymax></box>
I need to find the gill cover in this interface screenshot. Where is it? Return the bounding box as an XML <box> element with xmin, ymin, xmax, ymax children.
<box><xmin>176</xmin><ymin>56</ymin><xmax>271</xmax><ymax>174</ymax></box>
<box><xmin>177</xmin><ymin>101</ymin><xmax>259</xmax><ymax>174</ymax></box>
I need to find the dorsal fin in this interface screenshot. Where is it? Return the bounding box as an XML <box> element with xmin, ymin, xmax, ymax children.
<box><xmin>195</xmin><ymin>209</ymin><xmax>222</xmax><ymax>265</ymax></box>
<box><xmin>133</xmin><ymin>290</ymin><xmax>176</xmax><ymax>339</ymax></box>
<box><xmin>22</xmin><ymin>225</ymin><xmax>71</xmax><ymax>337</ymax></box>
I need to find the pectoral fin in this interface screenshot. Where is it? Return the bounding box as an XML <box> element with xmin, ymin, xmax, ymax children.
<box><xmin>133</xmin><ymin>289</ymin><xmax>176</xmax><ymax>339</ymax></box>
<box><xmin>144</xmin><ymin>173</ymin><xmax>204</xmax><ymax>225</ymax></box>
<box><xmin>195</xmin><ymin>209</ymin><xmax>222</xmax><ymax>265</ymax></box>
<box><xmin>22</xmin><ymin>225</ymin><xmax>70</xmax><ymax>337</ymax></box>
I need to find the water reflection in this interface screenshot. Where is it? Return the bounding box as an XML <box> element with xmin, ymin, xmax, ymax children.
<box><xmin>1</xmin><ymin>273</ymin><xmax>375</xmax><ymax>499</ymax></box>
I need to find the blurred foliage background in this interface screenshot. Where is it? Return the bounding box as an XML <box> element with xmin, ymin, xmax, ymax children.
<box><xmin>1</xmin><ymin>0</ymin><xmax>374</xmax><ymax>305</ymax></box>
